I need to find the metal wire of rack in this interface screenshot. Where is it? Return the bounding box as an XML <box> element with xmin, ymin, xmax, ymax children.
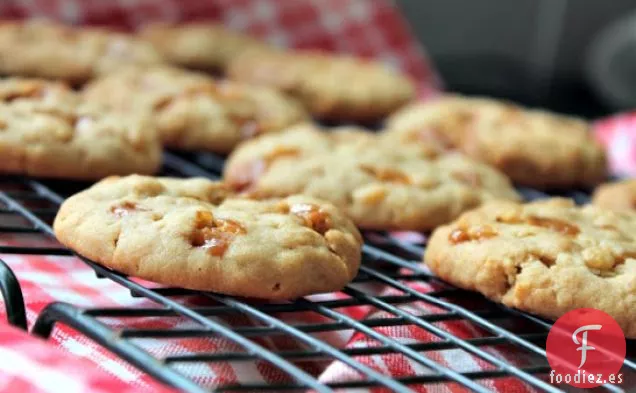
<box><xmin>0</xmin><ymin>257</ymin><xmax>27</xmax><ymax>330</ymax></box>
<box><xmin>0</xmin><ymin>150</ymin><xmax>634</xmax><ymax>393</ymax></box>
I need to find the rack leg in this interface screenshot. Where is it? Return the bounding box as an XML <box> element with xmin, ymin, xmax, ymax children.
<box><xmin>0</xmin><ymin>258</ymin><xmax>27</xmax><ymax>330</ymax></box>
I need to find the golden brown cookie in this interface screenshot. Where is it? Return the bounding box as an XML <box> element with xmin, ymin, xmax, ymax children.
<box><xmin>53</xmin><ymin>175</ymin><xmax>362</xmax><ymax>299</ymax></box>
<box><xmin>139</xmin><ymin>23</ymin><xmax>267</xmax><ymax>72</ymax></box>
<box><xmin>0</xmin><ymin>78</ymin><xmax>161</xmax><ymax>179</ymax></box>
<box><xmin>227</xmin><ymin>49</ymin><xmax>416</xmax><ymax>123</ymax></box>
<box><xmin>82</xmin><ymin>66</ymin><xmax>309</xmax><ymax>153</ymax></box>
<box><xmin>224</xmin><ymin>124</ymin><xmax>520</xmax><ymax>230</ymax></box>
<box><xmin>385</xmin><ymin>95</ymin><xmax>607</xmax><ymax>189</ymax></box>
<box><xmin>0</xmin><ymin>77</ymin><xmax>80</xmax><ymax>108</ymax></box>
<box><xmin>592</xmin><ymin>179</ymin><xmax>636</xmax><ymax>211</ymax></box>
<box><xmin>425</xmin><ymin>198</ymin><xmax>636</xmax><ymax>338</ymax></box>
<box><xmin>0</xmin><ymin>21</ymin><xmax>163</xmax><ymax>84</ymax></box>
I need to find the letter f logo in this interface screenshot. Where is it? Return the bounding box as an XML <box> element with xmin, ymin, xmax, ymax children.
<box><xmin>572</xmin><ymin>324</ymin><xmax>602</xmax><ymax>368</ymax></box>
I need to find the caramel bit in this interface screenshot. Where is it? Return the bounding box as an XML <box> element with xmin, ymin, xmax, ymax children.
<box><xmin>497</xmin><ymin>213</ymin><xmax>580</xmax><ymax>236</ymax></box>
<box><xmin>496</xmin><ymin>213</ymin><xmax>523</xmax><ymax>224</ymax></box>
<box><xmin>598</xmin><ymin>224</ymin><xmax>619</xmax><ymax>232</ymax></box>
<box><xmin>530</xmin><ymin>253</ymin><xmax>555</xmax><ymax>267</ymax></box>
<box><xmin>526</xmin><ymin>216</ymin><xmax>579</xmax><ymax>236</ymax></box>
<box><xmin>191</xmin><ymin>211</ymin><xmax>247</xmax><ymax>257</ymax></box>
<box><xmin>289</xmin><ymin>203</ymin><xmax>331</xmax><ymax>235</ymax></box>
<box><xmin>0</xmin><ymin>119</ymin><xmax>6</xmax><ymax>130</ymax></box>
<box><xmin>1</xmin><ymin>83</ymin><xmax>45</xmax><ymax>102</ymax></box>
<box><xmin>498</xmin><ymin>106</ymin><xmax>523</xmax><ymax>124</ymax></box>
<box><xmin>588</xmin><ymin>251</ymin><xmax>633</xmax><ymax>278</ymax></box>
<box><xmin>153</xmin><ymin>85</ymin><xmax>218</xmax><ymax>111</ymax></box>
<box><xmin>448</xmin><ymin>225</ymin><xmax>497</xmax><ymax>244</ymax></box>
<box><xmin>110</xmin><ymin>201</ymin><xmax>139</xmax><ymax>218</ymax></box>
<box><xmin>359</xmin><ymin>164</ymin><xmax>411</xmax><ymax>184</ymax></box>
<box><xmin>449</xmin><ymin>228</ymin><xmax>470</xmax><ymax>244</ymax></box>
<box><xmin>451</xmin><ymin>171</ymin><xmax>482</xmax><ymax>187</ymax></box>
<box><xmin>472</xmin><ymin>225</ymin><xmax>498</xmax><ymax>239</ymax></box>
<box><xmin>418</xmin><ymin>126</ymin><xmax>455</xmax><ymax>151</ymax></box>
<box><xmin>275</xmin><ymin>201</ymin><xmax>291</xmax><ymax>214</ymax></box>
<box><xmin>153</xmin><ymin>96</ymin><xmax>173</xmax><ymax>111</ymax></box>
<box><xmin>239</xmin><ymin>120</ymin><xmax>262</xmax><ymax>139</ymax></box>
<box><xmin>264</xmin><ymin>146</ymin><xmax>301</xmax><ymax>164</ymax></box>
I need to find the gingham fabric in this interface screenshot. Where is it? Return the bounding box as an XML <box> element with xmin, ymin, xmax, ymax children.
<box><xmin>0</xmin><ymin>1</ymin><xmax>632</xmax><ymax>392</ymax></box>
<box><xmin>594</xmin><ymin>112</ymin><xmax>636</xmax><ymax>177</ymax></box>
<box><xmin>0</xmin><ymin>321</ymin><xmax>175</xmax><ymax>393</ymax></box>
<box><xmin>0</xmin><ymin>249</ymin><xmax>542</xmax><ymax>393</ymax></box>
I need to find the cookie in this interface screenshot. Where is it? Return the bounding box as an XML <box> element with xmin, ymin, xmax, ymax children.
<box><xmin>0</xmin><ymin>77</ymin><xmax>80</xmax><ymax>108</ymax></box>
<box><xmin>139</xmin><ymin>23</ymin><xmax>266</xmax><ymax>72</ymax></box>
<box><xmin>0</xmin><ymin>21</ymin><xmax>163</xmax><ymax>84</ymax></box>
<box><xmin>0</xmin><ymin>78</ymin><xmax>162</xmax><ymax>179</ymax></box>
<box><xmin>224</xmin><ymin>125</ymin><xmax>520</xmax><ymax>230</ymax></box>
<box><xmin>425</xmin><ymin>198</ymin><xmax>636</xmax><ymax>338</ymax></box>
<box><xmin>53</xmin><ymin>175</ymin><xmax>362</xmax><ymax>299</ymax></box>
<box><xmin>385</xmin><ymin>95</ymin><xmax>607</xmax><ymax>189</ymax></box>
<box><xmin>227</xmin><ymin>49</ymin><xmax>416</xmax><ymax>122</ymax></box>
<box><xmin>592</xmin><ymin>180</ymin><xmax>636</xmax><ymax>211</ymax></box>
<box><xmin>82</xmin><ymin>66</ymin><xmax>309</xmax><ymax>153</ymax></box>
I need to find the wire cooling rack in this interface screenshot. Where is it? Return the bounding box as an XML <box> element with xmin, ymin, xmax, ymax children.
<box><xmin>0</xmin><ymin>151</ymin><xmax>634</xmax><ymax>393</ymax></box>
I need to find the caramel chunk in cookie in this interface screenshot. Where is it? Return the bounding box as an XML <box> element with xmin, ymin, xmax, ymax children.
<box><xmin>425</xmin><ymin>198</ymin><xmax>636</xmax><ymax>338</ymax></box>
<box><xmin>54</xmin><ymin>175</ymin><xmax>362</xmax><ymax>299</ymax></box>
<box><xmin>288</xmin><ymin>203</ymin><xmax>332</xmax><ymax>235</ymax></box>
<box><xmin>191</xmin><ymin>211</ymin><xmax>247</xmax><ymax>257</ymax></box>
<box><xmin>448</xmin><ymin>225</ymin><xmax>497</xmax><ymax>244</ymax></box>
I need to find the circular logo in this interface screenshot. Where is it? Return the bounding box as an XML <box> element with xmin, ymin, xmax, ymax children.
<box><xmin>546</xmin><ymin>308</ymin><xmax>626</xmax><ymax>388</ymax></box>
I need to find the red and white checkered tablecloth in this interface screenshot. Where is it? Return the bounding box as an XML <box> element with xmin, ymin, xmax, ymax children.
<box><xmin>0</xmin><ymin>1</ymin><xmax>634</xmax><ymax>393</ymax></box>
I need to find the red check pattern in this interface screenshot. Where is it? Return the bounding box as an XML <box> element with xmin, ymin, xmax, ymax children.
<box><xmin>0</xmin><ymin>1</ymin><xmax>632</xmax><ymax>393</ymax></box>
<box><xmin>594</xmin><ymin>112</ymin><xmax>636</xmax><ymax>177</ymax></box>
<box><xmin>0</xmin><ymin>321</ymin><xmax>174</xmax><ymax>393</ymax></box>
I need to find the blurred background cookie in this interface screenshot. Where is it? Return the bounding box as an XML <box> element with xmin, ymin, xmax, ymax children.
<box><xmin>0</xmin><ymin>21</ymin><xmax>163</xmax><ymax>84</ymax></box>
<box><xmin>139</xmin><ymin>22</ymin><xmax>267</xmax><ymax>73</ymax></box>
<box><xmin>592</xmin><ymin>179</ymin><xmax>636</xmax><ymax>211</ymax></box>
<box><xmin>386</xmin><ymin>95</ymin><xmax>607</xmax><ymax>189</ymax></box>
<box><xmin>228</xmin><ymin>48</ymin><xmax>416</xmax><ymax>123</ymax></box>
<box><xmin>82</xmin><ymin>66</ymin><xmax>308</xmax><ymax>153</ymax></box>
<box><xmin>0</xmin><ymin>78</ymin><xmax>161</xmax><ymax>179</ymax></box>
